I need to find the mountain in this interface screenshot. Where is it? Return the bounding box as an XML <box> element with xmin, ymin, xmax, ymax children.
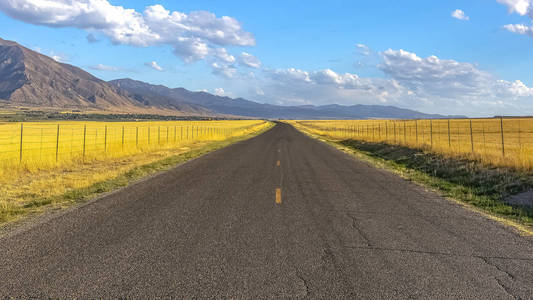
<box><xmin>0</xmin><ymin>38</ymin><xmax>210</xmax><ymax>116</ymax></box>
<box><xmin>109</xmin><ymin>78</ymin><xmax>462</xmax><ymax>119</ymax></box>
<box><xmin>0</xmin><ymin>37</ymin><xmax>461</xmax><ymax>119</ymax></box>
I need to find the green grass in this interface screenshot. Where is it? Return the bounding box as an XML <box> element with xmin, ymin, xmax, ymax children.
<box><xmin>336</xmin><ymin>140</ymin><xmax>533</xmax><ymax>227</ymax></box>
<box><xmin>0</xmin><ymin>123</ymin><xmax>273</xmax><ymax>226</ymax></box>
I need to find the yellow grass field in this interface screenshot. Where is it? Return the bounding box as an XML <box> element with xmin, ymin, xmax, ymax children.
<box><xmin>0</xmin><ymin>120</ymin><xmax>268</xmax><ymax>176</ymax></box>
<box><xmin>0</xmin><ymin>120</ymin><xmax>271</xmax><ymax>224</ymax></box>
<box><xmin>290</xmin><ymin>118</ymin><xmax>533</xmax><ymax>171</ymax></box>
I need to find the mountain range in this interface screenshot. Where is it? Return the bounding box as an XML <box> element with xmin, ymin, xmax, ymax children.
<box><xmin>0</xmin><ymin>37</ymin><xmax>463</xmax><ymax>119</ymax></box>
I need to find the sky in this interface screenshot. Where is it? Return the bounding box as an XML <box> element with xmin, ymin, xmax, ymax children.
<box><xmin>1</xmin><ymin>0</ymin><xmax>533</xmax><ymax>117</ymax></box>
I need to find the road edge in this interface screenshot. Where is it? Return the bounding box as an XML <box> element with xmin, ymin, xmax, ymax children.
<box><xmin>289</xmin><ymin>123</ymin><xmax>533</xmax><ymax>237</ymax></box>
<box><xmin>0</xmin><ymin>122</ymin><xmax>275</xmax><ymax>238</ymax></box>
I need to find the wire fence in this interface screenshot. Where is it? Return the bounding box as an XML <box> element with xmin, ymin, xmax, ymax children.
<box><xmin>293</xmin><ymin>118</ymin><xmax>533</xmax><ymax>171</ymax></box>
<box><xmin>0</xmin><ymin>120</ymin><xmax>268</xmax><ymax>173</ymax></box>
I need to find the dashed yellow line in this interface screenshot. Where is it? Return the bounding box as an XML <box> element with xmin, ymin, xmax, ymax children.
<box><xmin>276</xmin><ymin>188</ymin><xmax>282</xmax><ymax>204</ymax></box>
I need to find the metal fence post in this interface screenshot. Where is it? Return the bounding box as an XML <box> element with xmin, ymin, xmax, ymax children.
<box><xmin>104</xmin><ymin>125</ymin><xmax>108</xmax><ymax>155</ymax></box>
<box><xmin>447</xmin><ymin>119</ymin><xmax>451</xmax><ymax>148</ymax></box>
<box><xmin>500</xmin><ymin>117</ymin><xmax>505</xmax><ymax>157</ymax></box>
<box><xmin>122</xmin><ymin>126</ymin><xmax>125</xmax><ymax>151</ymax></box>
<box><xmin>430</xmin><ymin>120</ymin><xmax>433</xmax><ymax>148</ymax></box>
<box><xmin>19</xmin><ymin>123</ymin><xmax>23</xmax><ymax>163</ymax></box>
<box><xmin>469</xmin><ymin>119</ymin><xmax>474</xmax><ymax>153</ymax></box>
<box><xmin>83</xmin><ymin>124</ymin><xmax>87</xmax><ymax>161</ymax></box>
<box><xmin>415</xmin><ymin>120</ymin><xmax>418</xmax><ymax>146</ymax></box>
<box><xmin>56</xmin><ymin>124</ymin><xmax>60</xmax><ymax>163</ymax></box>
<box><xmin>136</xmin><ymin>127</ymin><xmax>139</xmax><ymax>148</ymax></box>
<box><xmin>403</xmin><ymin>121</ymin><xmax>407</xmax><ymax>145</ymax></box>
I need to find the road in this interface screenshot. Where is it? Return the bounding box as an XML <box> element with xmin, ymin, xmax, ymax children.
<box><xmin>1</xmin><ymin>122</ymin><xmax>533</xmax><ymax>298</ymax></box>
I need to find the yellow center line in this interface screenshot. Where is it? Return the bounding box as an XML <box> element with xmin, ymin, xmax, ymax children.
<box><xmin>276</xmin><ymin>160</ymin><xmax>280</xmax><ymax>166</ymax></box>
<box><xmin>276</xmin><ymin>188</ymin><xmax>282</xmax><ymax>204</ymax></box>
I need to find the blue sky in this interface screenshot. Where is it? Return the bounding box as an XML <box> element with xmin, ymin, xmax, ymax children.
<box><xmin>1</xmin><ymin>0</ymin><xmax>533</xmax><ymax>116</ymax></box>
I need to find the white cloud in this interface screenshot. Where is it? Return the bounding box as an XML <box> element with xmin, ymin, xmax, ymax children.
<box><xmin>503</xmin><ymin>23</ymin><xmax>533</xmax><ymax>37</ymax></box>
<box><xmin>497</xmin><ymin>0</ymin><xmax>531</xmax><ymax>15</ymax></box>
<box><xmin>356</xmin><ymin>43</ymin><xmax>371</xmax><ymax>56</ymax></box>
<box><xmin>144</xmin><ymin>61</ymin><xmax>163</xmax><ymax>71</ymax></box>
<box><xmin>239</xmin><ymin>52</ymin><xmax>262</xmax><ymax>68</ymax></box>
<box><xmin>451</xmin><ymin>9</ymin><xmax>469</xmax><ymax>20</ymax></box>
<box><xmin>242</xmin><ymin>49</ymin><xmax>533</xmax><ymax>116</ymax></box>
<box><xmin>214</xmin><ymin>88</ymin><xmax>225</xmax><ymax>96</ymax></box>
<box><xmin>52</xmin><ymin>55</ymin><xmax>63</xmax><ymax>62</ymax></box>
<box><xmin>89</xmin><ymin>63</ymin><xmax>118</xmax><ymax>71</ymax></box>
<box><xmin>213</xmin><ymin>48</ymin><xmax>235</xmax><ymax>63</ymax></box>
<box><xmin>0</xmin><ymin>0</ymin><xmax>255</xmax><ymax>63</ymax></box>
<box><xmin>211</xmin><ymin>62</ymin><xmax>237</xmax><ymax>78</ymax></box>
<box><xmin>497</xmin><ymin>0</ymin><xmax>533</xmax><ymax>37</ymax></box>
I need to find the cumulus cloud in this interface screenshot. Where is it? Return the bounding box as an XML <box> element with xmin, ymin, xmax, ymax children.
<box><xmin>451</xmin><ymin>9</ymin><xmax>469</xmax><ymax>20</ymax></box>
<box><xmin>497</xmin><ymin>0</ymin><xmax>533</xmax><ymax>37</ymax></box>
<box><xmin>244</xmin><ymin>49</ymin><xmax>533</xmax><ymax>115</ymax></box>
<box><xmin>211</xmin><ymin>62</ymin><xmax>237</xmax><ymax>78</ymax></box>
<box><xmin>239</xmin><ymin>52</ymin><xmax>262</xmax><ymax>68</ymax></box>
<box><xmin>356</xmin><ymin>43</ymin><xmax>371</xmax><ymax>56</ymax></box>
<box><xmin>145</xmin><ymin>61</ymin><xmax>163</xmax><ymax>71</ymax></box>
<box><xmin>497</xmin><ymin>0</ymin><xmax>531</xmax><ymax>15</ymax></box>
<box><xmin>379</xmin><ymin>49</ymin><xmax>533</xmax><ymax>100</ymax></box>
<box><xmin>0</xmin><ymin>0</ymin><xmax>255</xmax><ymax>62</ymax></box>
<box><xmin>89</xmin><ymin>63</ymin><xmax>118</xmax><ymax>71</ymax></box>
<box><xmin>213</xmin><ymin>88</ymin><xmax>225</xmax><ymax>96</ymax></box>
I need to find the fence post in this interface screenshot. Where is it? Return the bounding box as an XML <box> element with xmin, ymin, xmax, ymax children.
<box><xmin>104</xmin><ymin>125</ymin><xmax>108</xmax><ymax>155</ymax></box>
<box><xmin>167</xmin><ymin>126</ymin><xmax>169</xmax><ymax>144</ymax></box>
<box><xmin>518</xmin><ymin>119</ymin><xmax>522</xmax><ymax>149</ymax></box>
<box><xmin>56</xmin><ymin>124</ymin><xmax>60</xmax><ymax>163</ymax></box>
<box><xmin>19</xmin><ymin>123</ymin><xmax>23</xmax><ymax>163</ymax></box>
<box><xmin>392</xmin><ymin>121</ymin><xmax>397</xmax><ymax>144</ymax></box>
<box><xmin>122</xmin><ymin>126</ymin><xmax>125</xmax><ymax>151</ymax></box>
<box><xmin>83</xmin><ymin>124</ymin><xmax>87</xmax><ymax>161</ymax></box>
<box><xmin>415</xmin><ymin>120</ymin><xmax>418</xmax><ymax>146</ymax></box>
<box><xmin>430</xmin><ymin>120</ymin><xmax>433</xmax><ymax>148</ymax></box>
<box><xmin>469</xmin><ymin>119</ymin><xmax>474</xmax><ymax>153</ymax></box>
<box><xmin>403</xmin><ymin>121</ymin><xmax>407</xmax><ymax>145</ymax></box>
<box><xmin>136</xmin><ymin>127</ymin><xmax>139</xmax><ymax>148</ymax></box>
<box><xmin>500</xmin><ymin>117</ymin><xmax>505</xmax><ymax>157</ymax></box>
<box><xmin>174</xmin><ymin>126</ymin><xmax>177</xmax><ymax>143</ymax></box>
<box><xmin>148</xmin><ymin>126</ymin><xmax>151</xmax><ymax>145</ymax></box>
<box><xmin>385</xmin><ymin>122</ymin><xmax>388</xmax><ymax>142</ymax></box>
<box><xmin>447</xmin><ymin>119</ymin><xmax>451</xmax><ymax>148</ymax></box>
<box><xmin>158</xmin><ymin>126</ymin><xmax>161</xmax><ymax>145</ymax></box>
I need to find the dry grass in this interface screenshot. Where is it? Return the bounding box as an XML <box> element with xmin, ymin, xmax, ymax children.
<box><xmin>0</xmin><ymin>120</ymin><xmax>272</xmax><ymax>224</ymax></box>
<box><xmin>290</xmin><ymin>118</ymin><xmax>533</xmax><ymax>171</ymax></box>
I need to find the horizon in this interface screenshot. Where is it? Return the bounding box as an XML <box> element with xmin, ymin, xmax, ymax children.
<box><xmin>1</xmin><ymin>1</ymin><xmax>533</xmax><ymax>117</ymax></box>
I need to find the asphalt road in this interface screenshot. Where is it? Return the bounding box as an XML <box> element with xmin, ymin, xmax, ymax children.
<box><xmin>1</xmin><ymin>122</ymin><xmax>533</xmax><ymax>298</ymax></box>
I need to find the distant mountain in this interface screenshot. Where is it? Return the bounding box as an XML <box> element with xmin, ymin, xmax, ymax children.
<box><xmin>109</xmin><ymin>78</ymin><xmax>463</xmax><ymax>119</ymax></box>
<box><xmin>0</xmin><ymin>38</ymin><xmax>210</xmax><ymax>116</ymax></box>
<box><xmin>0</xmin><ymin>37</ymin><xmax>462</xmax><ymax>119</ymax></box>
